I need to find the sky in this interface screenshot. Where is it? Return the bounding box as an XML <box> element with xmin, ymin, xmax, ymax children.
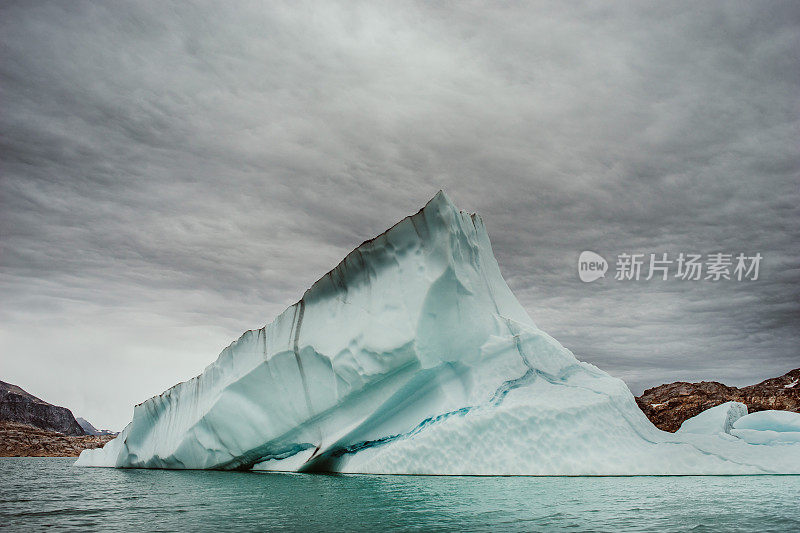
<box><xmin>1</xmin><ymin>1</ymin><xmax>798</xmax><ymax>431</ymax></box>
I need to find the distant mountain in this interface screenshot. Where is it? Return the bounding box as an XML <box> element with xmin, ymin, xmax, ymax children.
<box><xmin>76</xmin><ymin>417</ymin><xmax>117</xmax><ymax>436</ymax></box>
<box><xmin>636</xmin><ymin>368</ymin><xmax>800</xmax><ymax>432</ymax></box>
<box><xmin>0</xmin><ymin>380</ymin><xmax>85</xmax><ymax>436</ymax></box>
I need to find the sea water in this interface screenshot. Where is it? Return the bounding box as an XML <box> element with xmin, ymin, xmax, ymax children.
<box><xmin>1</xmin><ymin>458</ymin><xmax>798</xmax><ymax>531</ymax></box>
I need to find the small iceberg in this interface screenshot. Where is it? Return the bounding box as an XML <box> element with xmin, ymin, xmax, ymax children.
<box><xmin>730</xmin><ymin>410</ymin><xmax>800</xmax><ymax>445</ymax></box>
<box><xmin>676</xmin><ymin>401</ymin><xmax>747</xmax><ymax>435</ymax></box>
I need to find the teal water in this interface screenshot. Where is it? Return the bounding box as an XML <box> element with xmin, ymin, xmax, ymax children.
<box><xmin>1</xmin><ymin>458</ymin><xmax>798</xmax><ymax>532</ymax></box>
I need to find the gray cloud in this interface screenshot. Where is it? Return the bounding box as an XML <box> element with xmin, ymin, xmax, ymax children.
<box><xmin>1</xmin><ymin>1</ymin><xmax>798</xmax><ymax>429</ymax></box>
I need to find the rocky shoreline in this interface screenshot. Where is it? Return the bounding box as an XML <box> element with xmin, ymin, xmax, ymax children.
<box><xmin>0</xmin><ymin>422</ymin><xmax>115</xmax><ymax>458</ymax></box>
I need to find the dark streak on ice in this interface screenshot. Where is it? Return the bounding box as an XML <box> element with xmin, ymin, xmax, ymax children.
<box><xmin>306</xmin><ymin>368</ymin><xmax>539</xmax><ymax>467</ymax></box>
<box><xmin>290</xmin><ymin>301</ymin><xmax>315</xmax><ymax>419</ymax></box>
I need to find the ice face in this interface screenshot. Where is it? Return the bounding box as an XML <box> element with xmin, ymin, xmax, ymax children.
<box><xmin>676</xmin><ymin>402</ymin><xmax>748</xmax><ymax>435</ymax></box>
<box><xmin>75</xmin><ymin>192</ymin><xmax>800</xmax><ymax>474</ymax></box>
<box><xmin>733</xmin><ymin>410</ymin><xmax>800</xmax><ymax>433</ymax></box>
<box><xmin>730</xmin><ymin>429</ymin><xmax>800</xmax><ymax>445</ymax></box>
<box><xmin>729</xmin><ymin>410</ymin><xmax>800</xmax><ymax>445</ymax></box>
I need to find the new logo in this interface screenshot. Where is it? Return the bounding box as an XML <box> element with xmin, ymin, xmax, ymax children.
<box><xmin>578</xmin><ymin>251</ymin><xmax>608</xmax><ymax>283</ymax></box>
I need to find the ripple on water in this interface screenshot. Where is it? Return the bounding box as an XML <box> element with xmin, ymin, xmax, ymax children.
<box><xmin>0</xmin><ymin>459</ymin><xmax>799</xmax><ymax>532</ymax></box>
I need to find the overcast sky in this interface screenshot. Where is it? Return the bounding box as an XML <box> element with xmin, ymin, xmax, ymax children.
<box><xmin>2</xmin><ymin>1</ymin><xmax>798</xmax><ymax>430</ymax></box>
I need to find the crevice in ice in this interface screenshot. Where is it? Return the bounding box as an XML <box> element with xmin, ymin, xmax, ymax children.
<box><xmin>488</xmin><ymin>368</ymin><xmax>538</xmax><ymax>405</ymax></box>
<box><xmin>239</xmin><ymin>443</ymin><xmax>316</xmax><ymax>470</ymax></box>
<box><xmin>307</xmin><ymin>405</ymin><xmax>475</xmax><ymax>465</ymax></box>
<box><xmin>213</xmin><ymin>357</ymin><xmax>421</xmax><ymax>470</ymax></box>
<box><xmin>503</xmin><ymin>319</ymin><xmax>534</xmax><ymax>372</ymax></box>
<box><xmin>300</xmin><ymin>364</ymin><xmax>540</xmax><ymax>471</ymax></box>
<box><xmin>290</xmin><ymin>300</ymin><xmax>315</xmax><ymax>419</ymax></box>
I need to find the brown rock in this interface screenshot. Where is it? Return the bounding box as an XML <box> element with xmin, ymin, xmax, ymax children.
<box><xmin>0</xmin><ymin>421</ymin><xmax>115</xmax><ymax>457</ymax></box>
<box><xmin>636</xmin><ymin>368</ymin><xmax>800</xmax><ymax>432</ymax></box>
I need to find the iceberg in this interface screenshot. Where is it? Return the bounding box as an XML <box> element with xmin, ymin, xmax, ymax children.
<box><xmin>730</xmin><ymin>410</ymin><xmax>800</xmax><ymax>445</ymax></box>
<box><xmin>675</xmin><ymin>402</ymin><xmax>747</xmax><ymax>435</ymax></box>
<box><xmin>76</xmin><ymin>192</ymin><xmax>800</xmax><ymax>474</ymax></box>
<box><xmin>733</xmin><ymin>410</ymin><xmax>800</xmax><ymax>433</ymax></box>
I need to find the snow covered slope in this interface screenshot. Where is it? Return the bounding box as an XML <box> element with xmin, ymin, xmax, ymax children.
<box><xmin>76</xmin><ymin>192</ymin><xmax>800</xmax><ymax>474</ymax></box>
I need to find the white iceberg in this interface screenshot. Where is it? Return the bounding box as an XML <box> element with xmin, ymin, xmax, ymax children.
<box><xmin>676</xmin><ymin>402</ymin><xmax>748</xmax><ymax>435</ymax></box>
<box><xmin>730</xmin><ymin>410</ymin><xmax>800</xmax><ymax>445</ymax></box>
<box><xmin>734</xmin><ymin>410</ymin><xmax>800</xmax><ymax>433</ymax></box>
<box><xmin>76</xmin><ymin>192</ymin><xmax>800</xmax><ymax>474</ymax></box>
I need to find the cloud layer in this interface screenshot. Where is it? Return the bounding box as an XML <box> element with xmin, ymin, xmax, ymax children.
<box><xmin>2</xmin><ymin>1</ymin><xmax>798</xmax><ymax>429</ymax></box>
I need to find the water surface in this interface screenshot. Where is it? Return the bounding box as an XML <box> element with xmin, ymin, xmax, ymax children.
<box><xmin>1</xmin><ymin>458</ymin><xmax>798</xmax><ymax>531</ymax></box>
